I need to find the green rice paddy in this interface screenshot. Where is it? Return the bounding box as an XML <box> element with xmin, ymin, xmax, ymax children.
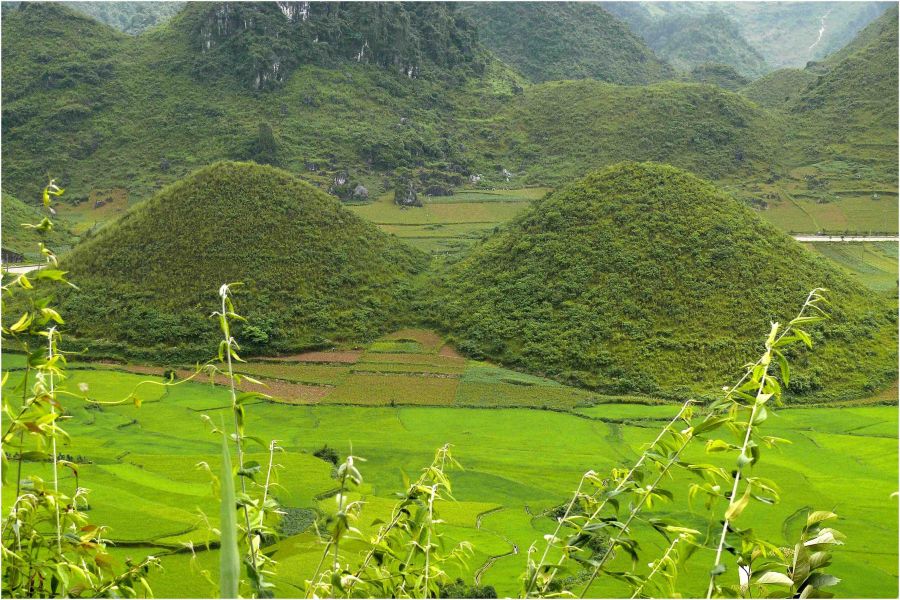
<box><xmin>349</xmin><ymin>189</ymin><xmax>547</xmax><ymax>257</ymax></box>
<box><xmin>2</xmin><ymin>328</ymin><xmax>897</xmax><ymax>598</ymax></box>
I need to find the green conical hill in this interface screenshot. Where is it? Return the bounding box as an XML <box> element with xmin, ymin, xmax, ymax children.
<box><xmin>435</xmin><ymin>163</ymin><xmax>896</xmax><ymax>400</ymax></box>
<box><xmin>58</xmin><ymin>162</ymin><xmax>427</xmax><ymax>358</ymax></box>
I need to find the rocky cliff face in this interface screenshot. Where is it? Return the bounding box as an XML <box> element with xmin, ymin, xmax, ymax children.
<box><xmin>183</xmin><ymin>2</ymin><xmax>483</xmax><ymax>91</ymax></box>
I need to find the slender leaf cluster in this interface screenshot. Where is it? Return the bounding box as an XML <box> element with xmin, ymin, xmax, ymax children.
<box><xmin>522</xmin><ymin>289</ymin><xmax>845</xmax><ymax>599</ymax></box>
<box><xmin>1</xmin><ymin>180</ymin><xmax>159</xmax><ymax>598</ymax></box>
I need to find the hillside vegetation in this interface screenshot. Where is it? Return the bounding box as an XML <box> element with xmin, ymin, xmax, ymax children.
<box><xmin>67</xmin><ymin>1</ymin><xmax>184</xmax><ymax>35</ymax></box>
<box><xmin>788</xmin><ymin>5</ymin><xmax>899</xmax><ymax>163</ymax></box>
<box><xmin>1</xmin><ymin>1</ymin><xmax>521</xmax><ymax>204</ymax></box>
<box><xmin>1</xmin><ymin>194</ymin><xmax>74</xmax><ymax>259</ymax></box>
<box><xmin>433</xmin><ymin>163</ymin><xmax>897</xmax><ymax>399</ymax></box>
<box><xmin>605</xmin><ymin>5</ymin><xmax>769</xmax><ymax>77</ymax></box>
<box><xmin>460</xmin><ymin>2</ymin><xmax>673</xmax><ymax>84</ymax></box>
<box><xmin>607</xmin><ymin>2</ymin><xmax>892</xmax><ymax>71</ymax></box>
<box><xmin>56</xmin><ymin>162</ymin><xmax>427</xmax><ymax>358</ymax></box>
<box><xmin>488</xmin><ymin>80</ymin><xmax>782</xmax><ymax>185</ymax></box>
<box><xmin>2</xmin><ymin>1</ymin><xmax>896</xmax><ymax>238</ymax></box>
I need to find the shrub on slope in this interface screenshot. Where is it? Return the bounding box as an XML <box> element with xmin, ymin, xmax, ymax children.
<box><xmin>434</xmin><ymin>162</ymin><xmax>896</xmax><ymax>400</ymax></box>
<box><xmin>57</xmin><ymin>162</ymin><xmax>427</xmax><ymax>358</ymax></box>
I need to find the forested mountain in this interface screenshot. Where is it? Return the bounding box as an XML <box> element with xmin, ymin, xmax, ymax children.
<box><xmin>178</xmin><ymin>2</ymin><xmax>486</xmax><ymax>91</ymax></box>
<box><xmin>605</xmin><ymin>4</ymin><xmax>769</xmax><ymax>77</ymax></box>
<box><xmin>784</xmin><ymin>6</ymin><xmax>898</xmax><ymax>184</ymax></box>
<box><xmin>1</xmin><ymin>1</ymin><xmax>896</xmax><ymax>239</ymax></box>
<box><xmin>606</xmin><ymin>2</ymin><xmax>891</xmax><ymax>74</ymax></box>
<box><xmin>66</xmin><ymin>1</ymin><xmax>184</xmax><ymax>34</ymax></box>
<box><xmin>1</xmin><ymin>1</ymin><xmax>521</xmax><ymax>205</ymax></box>
<box><xmin>460</xmin><ymin>2</ymin><xmax>673</xmax><ymax>84</ymax></box>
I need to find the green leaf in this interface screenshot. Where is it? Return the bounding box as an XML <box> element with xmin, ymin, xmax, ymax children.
<box><xmin>774</xmin><ymin>350</ymin><xmax>790</xmax><ymax>386</ymax></box>
<box><xmin>806</xmin><ymin>573</ymin><xmax>841</xmax><ymax>588</ymax></box>
<box><xmin>34</xmin><ymin>269</ymin><xmax>68</xmax><ymax>282</ymax></box>
<box><xmin>692</xmin><ymin>415</ymin><xmax>729</xmax><ymax>436</ymax></box>
<box><xmin>806</xmin><ymin>511</ymin><xmax>837</xmax><ymax>528</ymax></box>
<box><xmin>705</xmin><ymin>439</ymin><xmax>735</xmax><ymax>453</ymax></box>
<box><xmin>724</xmin><ymin>485</ymin><xmax>752</xmax><ymax>522</ymax></box>
<box><xmin>756</xmin><ymin>571</ymin><xmax>794</xmax><ymax>586</ymax></box>
<box><xmin>9</xmin><ymin>312</ymin><xmax>33</xmax><ymax>333</ymax></box>
<box><xmin>794</xmin><ymin>329</ymin><xmax>813</xmax><ymax>348</ymax></box>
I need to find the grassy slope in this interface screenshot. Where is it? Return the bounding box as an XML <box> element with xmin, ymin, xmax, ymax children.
<box><xmin>460</xmin><ymin>2</ymin><xmax>673</xmax><ymax>84</ymax></box>
<box><xmin>1</xmin><ymin>194</ymin><xmax>74</xmax><ymax>259</ymax></box>
<box><xmin>434</xmin><ymin>163</ymin><xmax>897</xmax><ymax>400</ymax></box>
<box><xmin>55</xmin><ymin>162</ymin><xmax>427</xmax><ymax>356</ymax></box>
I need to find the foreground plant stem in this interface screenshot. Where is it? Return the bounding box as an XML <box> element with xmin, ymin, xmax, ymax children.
<box><xmin>630</xmin><ymin>534</ymin><xmax>684</xmax><ymax>599</ymax></box>
<box><xmin>47</xmin><ymin>327</ymin><xmax>62</xmax><ymax>557</ymax></box>
<box><xmin>578</xmin><ymin>433</ymin><xmax>694</xmax><ymax>598</ymax></box>
<box><xmin>532</xmin><ymin>399</ymin><xmax>695</xmax><ymax>597</ymax></box>
<box><xmin>220</xmin><ymin>288</ymin><xmax>259</xmax><ymax>579</ymax></box>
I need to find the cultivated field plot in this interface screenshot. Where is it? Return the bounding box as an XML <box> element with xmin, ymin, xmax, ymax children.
<box><xmin>802</xmin><ymin>241</ymin><xmax>898</xmax><ymax>293</ymax></box>
<box><xmin>759</xmin><ymin>192</ymin><xmax>899</xmax><ymax>234</ymax></box>
<box><xmin>322</xmin><ymin>372</ymin><xmax>460</xmax><ymax>405</ymax></box>
<box><xmin>1</xmin><ymin>361</ymin><xmax>896</xmax><ymax>598</ymax></box>
<box><xmin>349</xmin><ymin>189</ymin><xmax>546</xmax><ymax>256</ymax></box>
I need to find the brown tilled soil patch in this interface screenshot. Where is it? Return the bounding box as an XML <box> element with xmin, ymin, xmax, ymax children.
<box><xmin>262</xmin><ymin>351</ymin><xmax>363</xmax><ymax>364</ymax></box>
<box><xmin>103</xmin><ymin>363</ymin><xmax>329</xmax><ymax>404</ymax></box>
<box><xmin>261</xmin><ymin>380</ymin><xmax>331</xmax><ymax>404</ymax></box>
<box><xmin>438</xmin><ymin>344</ymin><xmax>464</xmax><ymax>359</ymax></box>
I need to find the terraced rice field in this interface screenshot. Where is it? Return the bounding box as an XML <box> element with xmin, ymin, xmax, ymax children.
<box><xmin>349</xmin><ymin>188</ymin><xmax>549</xmax><ymax>256</ymax></box>
<box><xmin>802</xmin><ymin>241</ymin><xmax>898</xmax><ymax>293</ymax></box>
<box><xmin>2</xmin><ymin>329</ymin><xmax>897</xmax><ymax>598</ymax></box>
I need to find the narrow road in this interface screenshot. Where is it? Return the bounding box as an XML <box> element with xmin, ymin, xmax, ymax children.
<box><xmin>793</xmin><ymin>235</ymin><xmax>899</xmax><ymax>243</ymax></box>
<box><xmin>2</xmin><ymin>264</ymin><xmax>45</xmax><ymax>275</ymax></box>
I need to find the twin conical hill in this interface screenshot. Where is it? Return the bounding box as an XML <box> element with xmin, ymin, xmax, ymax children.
<box><xmin>58</xmin><ymin>162</ymin><xmax>427</xmax><ymax>358</ymax></box>
<box><xmin>434</xmin><ymin>162</ymin><xmax>896</xmax><ymax>399</ymax></box>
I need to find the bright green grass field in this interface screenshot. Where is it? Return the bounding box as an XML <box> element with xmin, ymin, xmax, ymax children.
<box><xmin>802</xmin><ymin>241</ymin><xmax>898</xmax><ymax>294</ymax></box>
<box><xmin>760</xmin><ymin>193</ymin><xmax>900</xmax><ymax>234</ymax></box>
<box><xmin>2</xmin><ymin>362</ymin><xmax>897</xmax><ymax>598</ymax></box>
<box><xmin>349</xmin><ymin>189</ymin><xmax>539</xmax><ymax>257</ymax></box>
